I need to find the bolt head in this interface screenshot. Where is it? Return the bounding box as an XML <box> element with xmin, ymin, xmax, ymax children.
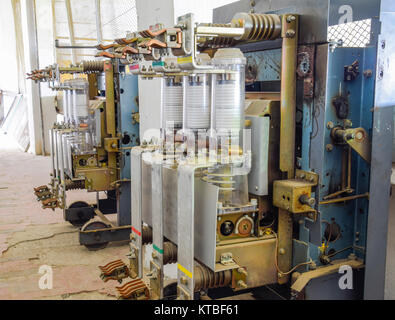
<box><xmin>286</xmin><ymin>30</ymin><xmax>296</xmax><ymax>38</ymax></box>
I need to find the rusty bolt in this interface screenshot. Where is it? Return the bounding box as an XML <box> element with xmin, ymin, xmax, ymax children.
<box><xmin>364</xmin><ymin>69</ymin><xmax>373</xmax><ymax>78</ymax></box>
<box><xmin>326</xmin><ymin>121</ymin><xmax>334</xmax><ymax>129</ymax></box>
<box><xmin>237</xmin><ymin>268</ymin><xmax>248</xmax><ymax>276</ymax></box>
<box><xmin>285</xmin><ymin>30</ymin><xmax>296</xmax><ymax>38</ymax></box>
<box><xmin>326</xmin><ymin>144</ymin><xmax>333</xmax><ymax>152</ymax></box>
<box><xmin>343</xmin><ymin>119</ymin><xmax>353</xmax><ymax>128</ymax></box>
<box><xmin>180</xmin><ymin>276</ymin><xmax>188</xmax><ymax>285</ymax></box>
<box><xmin>237</xmin><ymin>280</ymin><xmax>248</xmax><ymax>289</ymax></box>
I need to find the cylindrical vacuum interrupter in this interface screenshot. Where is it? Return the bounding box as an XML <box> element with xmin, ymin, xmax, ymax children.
<box><xmin>162</xmin><ymin>76</ymin><xmax>183</xmax><ymax>129</ymax></box>
<box><xmin>71</xmin><ymin>79</ymin><xmax>90</xmax><ymax>126</ymax></box>
<box><xmin>185</xmin><ymin>73</ymin><xmax>210</xmax><ymax>130</ymax></box>
<box><xmin>212</xmin><ymin>48</ymin><xmax>246</xmax><ymax>138</ymax></box>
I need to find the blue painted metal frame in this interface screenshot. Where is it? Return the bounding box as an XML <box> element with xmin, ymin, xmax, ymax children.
<box><xmin>116</xmin><ymin>70</ymin><xmax>139</xmax><ymax>226</ymax></box>
<box><xmin>302</xmin><ymin>46</ymin><xmax>375</xmax><ymax>264</ymax></box>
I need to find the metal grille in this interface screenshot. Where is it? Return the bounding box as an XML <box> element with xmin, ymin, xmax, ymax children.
<box><xmin>51</xmin><ymin>0</ymin><xmax>138</xmax><ymax>64</ymax></box>
<box><xmin>328</xmin><ymin>19</ymin><xmax>372</xmax><ymax>48</ymax></box>
<box><xmin>100</xmin><ymin>0</ymin><xmax>137</xmax><ymax>40</ymax></box>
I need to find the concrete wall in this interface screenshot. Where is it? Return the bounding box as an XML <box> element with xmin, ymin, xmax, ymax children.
<box><xmin>35</xmin><ymin>0</ymin><xmax>57</xmax><ymax>155</ymax></box>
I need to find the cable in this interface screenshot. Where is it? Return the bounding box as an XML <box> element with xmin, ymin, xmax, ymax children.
<box><xmin>1</xmin><ymin>230</ymin><xmax>79</xmax><ymax>255</ymax></box>
<box><xmin>271</xmin><ymin>231</ymin><xmax>314</xmax><ymax>276</ymax></box>
<box><xmin>327</xmin><ymin>246</ymin><xmax>353</xmax><ymax>258</ymax></box>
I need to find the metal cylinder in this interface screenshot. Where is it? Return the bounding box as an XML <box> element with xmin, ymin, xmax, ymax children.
<box><xmin>142</xmin><ymin>225</ymin><xmax>153</xmax><ymax>245</ymax></box>
<box><xmin>162</xmin><ymin>77</ymin><xmax>183</xmax><ymax>129</ymax></box>
<box><xmin>231</xmin><ymin>13</ymin><xmax>282</xmax><ymax>41</ymax></box>
<box><xmin>194</xmin><ymin>264</ymin><xmax>232</xmax><ymax>291</ymax></box>
<box><xmin>80</xmin><ymin>60</ymin><xmax>104</xmax><ymax>73</ymax></box>
<box><xmin>185</xmin><ymin>74</ymin><xmax>210</xmax><ymax>130</ymax></box>
<box><xmin>163</xmin><ymin>242</ymin><xmax>178</xmax><ymax>265</ymax></box>
<box><xmin>212</xmin><ymin>48</ymin><xmax>246</xmax><ymax>138</ymax></box>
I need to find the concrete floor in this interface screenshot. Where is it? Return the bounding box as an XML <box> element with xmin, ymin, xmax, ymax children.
<box><xmin>0</xmin><ymin>143</ymin><xmax>127</xmax><ymax>299</ymax></box>
<box><xmin>0</xmin><ymin>139</ymin><xmax>394</xmax><ymax>299</ymax></box>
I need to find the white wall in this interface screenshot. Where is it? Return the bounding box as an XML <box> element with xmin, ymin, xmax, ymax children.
<box><xmin>0</xmin><ymin>1</ymin><xmax>19</xmax><ymax>93</ymax></box>
<box><xmin>36</xmin><ymin>0</ymin><xmax>57</xmax><ymax>155</ymax></box>
<box><xmin>173</xmin><ymin>0</ymin><xmax>238</xmax><ymax>23</ymax></box>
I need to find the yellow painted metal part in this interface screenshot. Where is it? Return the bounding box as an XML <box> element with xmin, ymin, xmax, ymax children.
<box><xmin>273</xmin><ymin>180</ymin><xmax>315</xmax><ymax>214</ymax></box>
<box><xmin>279</xmin><ymin>14</ymin><xmax>298</xmax><ymax>178</ymax></box>
<box><xmin>277</xmin><ymin>14</ymin><xmax>299</xmax><ymax>285</ymax></box>
<box><xmin>215</xmin><ymin>238</ymin><xmax>278</xmax><ymax>288</ymax></box>
<box><xmin>291</xmin><ymin>258</ymin><xmax>364</xmax><ymax>294</ymax></box>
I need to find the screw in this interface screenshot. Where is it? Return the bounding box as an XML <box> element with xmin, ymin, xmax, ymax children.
<box><xmin>279</xmin><ymin>248</ymin><xmax>285</xmax><ymax>255</ymax></box>
<box><xmin>237</xmin><ymin>268</ymin><xmax>248</xmax><ymax>276</ymax></box>
<box><xmin>326</xmin><ymin>144</ymin><xmax>333</xmax><ymax>152</ymax></box>
<box><xmin>326</xmin><ymin>121</ymin><xmax>334</xmax><ymax>129</ymax></box>
<box><xmin>237</xmin><ymin>280</ymin><xmax>248</xmax><ymax>289</ymax></box>
<box><xmin>180</xmin><ymin>276</ymin><xmax>188</xmax><ymax>285</ymax></box>
<box><xmin>287</xmin><ymin>15</ymin><xmax>296</xmax><ymax>23</ymax></box>
<box><xmin>355</xmin><ymin>131</ymin><xmax>364</xmax><ymax>140</ymax></box>
<box><xmin>285</xmin><ymin>30</ymin><xmax>296</xmax><ymax>38</ymax></box>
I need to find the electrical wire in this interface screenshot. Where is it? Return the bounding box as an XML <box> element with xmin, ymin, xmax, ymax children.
<box><xmin>271</xmin><ymin>231</ymin><xmax>314</xmax><ymax>276</ymax></box>
<box><xmin>327</xmin><ymin>246</ymin><xmax>353</xmax><ymax>258</ymax></box>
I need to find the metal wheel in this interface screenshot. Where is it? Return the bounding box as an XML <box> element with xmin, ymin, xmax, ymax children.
<box><xmin>80</xmin><ymin>220</ymin><xmax>110</xmax><ymax>251</ymax></box>
<box><xmin>68</xmin><ymin>201</ymin><xmax>92</xmax><ymax>227</ymax></box>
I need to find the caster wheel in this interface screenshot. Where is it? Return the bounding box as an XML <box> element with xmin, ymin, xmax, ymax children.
<box><xmin>67</xmin><ymin>201</ymin><xmax>93</xmax><ymax>227</ymax></box>
<box><xmin>80</xmin><ymin>220</ymin><xmax>110</xmax><ymax>251</ymax></box>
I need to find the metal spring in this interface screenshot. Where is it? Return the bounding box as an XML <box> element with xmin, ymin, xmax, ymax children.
<box><xmin>81</xmin><ymin>60</ymin><xmax>104</xmax><ymax>73</ymax></box>
<box><xmin>202</xmin><ymin>169</ymin><xmax>236</xmax><ymax>191</ymax></box>
<box><xmin>203</xmin><ymin>37</ymin><xmax>236</xmax><ymax>48</ymax></box>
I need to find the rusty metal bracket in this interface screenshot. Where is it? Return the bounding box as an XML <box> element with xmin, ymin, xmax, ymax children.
<box><xmin>273</xmin><ymin>179</ymin><xmax>316</xmax><ymax>214</ymax></box>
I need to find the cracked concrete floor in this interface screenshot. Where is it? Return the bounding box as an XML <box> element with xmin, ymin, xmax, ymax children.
<box><xmin>0</xmin><ymin>148</ymin><xmax>130</xmax><ymax>300</ymax></box>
